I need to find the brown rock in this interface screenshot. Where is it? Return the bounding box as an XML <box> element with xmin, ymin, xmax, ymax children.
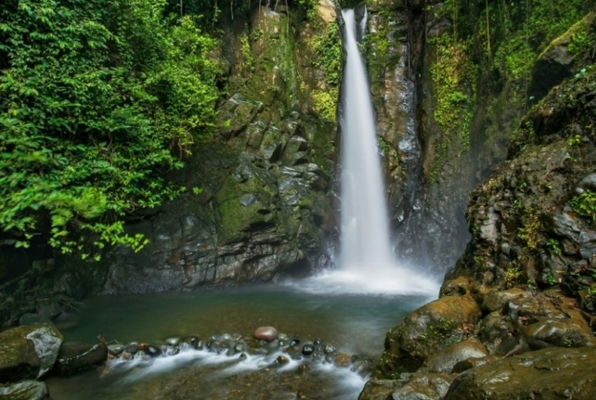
<box><xmin>253</xmin><ymin>326</ymin><xmax>278</xmax><ymax>342</ymax></box>
<box><xmin>444</xmin><ymin>347</ymin><xmax>596</xmax><ymax>400</ymax></box>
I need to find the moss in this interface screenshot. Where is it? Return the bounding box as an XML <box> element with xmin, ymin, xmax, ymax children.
<box><xmin>215</xmin><ymin>175</ymin><xmax>275</xmax><ymax>242</ymax></box>
<box><xmin>311</xmin><ymin>87</ymin><xmax>338</xmax><ymax>122</ymax></box>
<box><xmin>429</xmin><ymin>34</ymin><xmax>477</xmax><ymax>151</ymax></box>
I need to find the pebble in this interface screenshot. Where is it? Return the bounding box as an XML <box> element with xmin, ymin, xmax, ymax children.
<box><xmin>302</xmin><ymin>344</ymin><xmax>315</xmax><ymax>356</ymax></box>
<box><xmin>165</xmin><ymin>337</ymin><xmax>180</xmax><ymax>346</ymax></box>
<box><xmin>107</xmin><ymin>344</ymin><xmax>124</xmax><ymax>356</ymax></box>
<box><xmin>145</xmin><ymin>345</ymin><xmax>162</xmax><ymax>357</ymax></box>
<box><xmin>289</xmin><ymin>338</ymin><xmax>300</xmax><ymax>347</ymax></box>
<box><xmin>254</xmin><ymin>326</ymin><xmax>279</xmax><ymax>342</ymax></box>
<box><xmin>276</xmin><ymin>355</ymin><xmax>290</xmax><ymax>365</ymax></box>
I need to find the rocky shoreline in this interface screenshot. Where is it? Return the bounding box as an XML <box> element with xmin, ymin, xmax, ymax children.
<box><xmin>0</xmin><ymin>321</ymin><xmax>374</xmax><ymax>399</ymax></box>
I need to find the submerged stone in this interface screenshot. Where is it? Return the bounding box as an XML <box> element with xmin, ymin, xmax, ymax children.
<box><xmin>254</xmin><ymin>326</ymin><xmax>278</xmax><ymax>342</ymax></box>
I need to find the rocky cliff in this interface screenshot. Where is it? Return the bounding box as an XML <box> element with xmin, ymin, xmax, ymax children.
<box><xmin>361</xmin><ymin>10</ymin><xmax>596</xmax><ymax>399</ymax></box>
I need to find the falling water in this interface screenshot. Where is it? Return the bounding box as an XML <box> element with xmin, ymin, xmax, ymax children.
<box><xmin>329</xmin><ymin>9</ymin><xmax>437</xmax><ymax>295</ymax></box>
<box><xmin>281</xmin><ymin>9</ymin><xmax>438</xmax><ymax>295</ymax></box>
<box><xmin>340</xmin><ymin>9</ymin><xmax>395</xmax><ymax>272</ymax></box>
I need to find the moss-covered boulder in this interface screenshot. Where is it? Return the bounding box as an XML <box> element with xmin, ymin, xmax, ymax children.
<box><xmin>0</xmin><ymin>381</ymin><xmax>49</xmax><ymax>400</ymax></box>
<box><xmin>0</xmin><ymin>323</ymin><xmax>63</xmax><ymax>382</ymax></box>
<box><xmin>375</xmin><ymin>294</ymin><xmax>481</xmax><ymax>377</ymax></box>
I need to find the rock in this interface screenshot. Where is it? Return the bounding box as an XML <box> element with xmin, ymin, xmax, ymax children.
<box><xmin>444</xmin><ymin>347</ymin><xmax>596</xmax><ymax>400</ymax></box>
<box><xmin>301</xmin><ymin>344</ymin><xmax>315</xmax><ymax>356</ymax></box>
<box><xmin>253</xmin><ymin>326</ymin><xmax>278</xmax><ymax>342</ymax></box>
<box><xmin>358</xmin><ymin>379</ymin><xmax>402</xmax><ymax>400</ymax></box>
<box><xmin>0</xmin><ymin>380</ymin><xmax>49</xmax><ymax>400</ymax></box>
<box><xmin>334</xmin><ymin>353</ymin><xmax>351</xmax><ymax>368</ymax></box>
<box><xmin>452</xmin><ymin>355</ymin><xmax>499</xmax><ymax>373</ymax></box>
<box><xmin>165</xmin><ymin>337</ymin><xmax>180</xmax><ymax>346</ymax></box>
<box><xmin>391</xmin><ymin>372</ymin><xmax>455</xmax><ymax>400</ymax></box>
<box><xmin>481</xmin><ymin>288</ymin><xmax>533</xmax><ymax>313</ymax></box>
<box><xmin>276</xmin><ymin>355</ymin><xmax>289</xmax><ymax>365</ymax></box>
<box><xmin>579</xmin><ymin>231</ymin><xmax>596</xmax><ymax>260</ymax></box>
<box><xmin>53</xmin><ymin>342</ymin><xmax>107</xmax><ymax>375</ymax></box>
<box><xmin>544</xmin><ymin>212</ymin><xmax>581</xmax><ymax>240</ymax></box>
<box><xmin>576</xmin><ymin>173</ymin><xmax>596</xmax><ymax>194</ymax></box>
<box><xmin>521</xmin><ymin>317</ymin><xmax>596</xmax><ymax>349</ymax></box>
<box><xmin>376</xmin><ymin>294</ymin><xmax>482</xmax><ymax>376</ymax></box>
<box><xmin>0</xmin><ymin>323</ymin><xmax>63</xmax><ymax>382</ymax></box>
<box><xmin>424</xmin><ymin>338</ymin><xmax>488</xmax><ymax>373</ymax></box>
<box><xmin>107</xmin><ymin>344</ymin><xmax>124</xmax><ymax>356</ymax></box>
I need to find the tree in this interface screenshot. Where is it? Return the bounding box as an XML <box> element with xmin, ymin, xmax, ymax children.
<box><xmin>0</xmin><ymin>0</ymin><xmax>220</xmax><ymax>259</ymax></box>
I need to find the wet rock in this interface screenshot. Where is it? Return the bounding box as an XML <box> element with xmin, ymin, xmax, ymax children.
<box><xmin>165</xmin><ymin>337</ymin><xmax>180</xmax><ymax>346</ymax></box>
<box><xmin>143</xmin><ymin>345</ymin><xmax>162</xmax><ymax>357</ymax></box>
<box><xmin>478</xmin><ymin>311</ymin><xmax>514</xmax><ymax>355</ymax></box>
<box><xmin>107</xmin><ymin>344</ymin><xmax>124</xmax><ymax>356</ymax></box>
<box><xmin>521</xmin><ymin>316</ymin><xmax>596</xmax><ymax>349</ymax></box>
<box><xmin>358</xmin><ymin>379</ymin><xmax>405</xmax><ymax>400</ymax></box>
<box><xmin>276</xmin><ymin>355</ymin><xmax>289</xmax><ymax>365</ymax></box>
<box><xmin>544</xmin><ymin>212</ymin><xmax>581</xmax><ymax>240</ymax></box>
<box><xmin>0</xmin><ymin>323</ymin><xmax>63</xmax><ymax>382</ymax></box>
<box><xmin>289</xmin><ymin>338</ymin><xmax>300</xmax><ymax>347</ymax></box>
<box><xmin>452</xmin><ymin>355</ymin><xmax>499</xmax><ymax>373</ymax></box>
<box><xmin>53</xmin><ymin>342</ymin><xmax>107</xmax><ymax>375</ymax></box>
<box><xmin>323</xmin><ymin>344</ymin><xmax>336</xmax><ymax>355</ymax></box>
<box><xmin>254</xmin><ymin>326</ymin><xmax>278</xmax><ymax>342</ymax></box>
<box><xmin>481</xmin><ymin>288</ymin><xmax>533</xmax><ymax>313</ymax></box>
<box><xmin>424</xmin><ymin>338</ymin><xmax>488</xmax><ymax>373</ymax></box>
<box><xmin>391</xmin><ymin>372</ymin><xmax>455</xmax><ymax>400</ymax></box>
<box><xmin>278</xmin><ymin>333</ymin><xmax>289</xmax><ymax>342</ymax></box>
<box><xmin>576</xmin><ymin>173</ymin><xmax>596</xmax><ymax>194</ymax></box>
<box><xmin>334</xmin><ymin>353</ymin><xmax>351</xmax><ymax>368</ymax></box>
<box><xmin>301</xmin><ymin>344</ymin><xmax>315</xmax><ymax>356</ymax></box>
<box><xmin>125</xmin><ymin>342</ymin><xmax>139</xmax><ymax>354</ymax></box>
<box><xmin>579</xmin><ymin>231</ymin><xmax>596</xmax><ymax>260</ymax></box>
<box><xmin>444</xmin><ymin>347</ymin><xmax>596</xmax><ymax>400</ymax></box>
<box><xmin>376</xmin><ymin>294</ymin><xmax>482</xmax><ymax>376</ymax></box>
<box><xmin>0</xmin><ymin>380</ymin><xmax>49</xmax><ymax>400</ymax></box>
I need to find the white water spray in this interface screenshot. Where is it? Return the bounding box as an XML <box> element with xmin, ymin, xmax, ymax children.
<box><xmin>282</xmin><ymin>9</ymin><xmax>438</xmax><ymax>296</ymax></box>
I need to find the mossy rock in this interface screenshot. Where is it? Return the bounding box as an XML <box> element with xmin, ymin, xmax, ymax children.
<box><xmin>376</xmin><ymin>294</ymin><xmax>482</xmax><ymax>377</ymax></box>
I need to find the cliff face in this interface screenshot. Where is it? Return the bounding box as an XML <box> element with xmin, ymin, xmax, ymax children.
<box><xmin>99</xmin><ymin>3</ymin><xmax>342</xmax><ymax>293</ymax></box>
<box><xmin>0</xmin><ymin>2</ymin><xmax>341</xmax><ymax>323</ymax></box>
<box><xmin>361</xmin><ymin>11</ymin><xmax>596</xmax><ymax>400</ymax></box>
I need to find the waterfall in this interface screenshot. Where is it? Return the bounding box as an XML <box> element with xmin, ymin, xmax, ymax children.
<box><xmin>340</xmin><ymin>8</ymin><xmax>394</xmax><ymax>272</ymax></box>
<box><xmin>328</xmin><ymin>9</ymin><xmax>437</xmax><ymax>295</ymax></box>
<box><xmin>282</xmin><ymin>9</ymin><xmax>438</xmax><ymax>296</ymax></box>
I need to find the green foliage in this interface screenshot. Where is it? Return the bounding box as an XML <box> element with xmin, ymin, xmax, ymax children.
<box><xmin>570</xmin><ymin>190</ymin><xmax>596</xmax><ymax>225</ymax></box>
<box><xmin>428</xmin><ymin>33</ymin><xmax>477</xmax><ymax>182</ymax></box>
<box><xmin>0</xmin><ymin>0</ymin><xmax>219</xmax><ymax>257</ymax></box>
<box><xmin>546</xmin><ymin>238</ymin><xmax>562</xmax><ymax>255</ymax></box>
<box><xmin>311</xmin><ymin>88</ymin><xmax>338</xmax><ymax>122</ymax></box>
<box><xmin>517</xmin><ymin>210</ymin><xmax>541</xmax><ymax>250</ymax></box>
<box><xmin>311</xmin><ymin>23</ymin><xmax>342</xmax><ymax>86</ymax></box>
<box><xmin>504</xmin><ymin>267</ymin><xmax>522</xmax><ymax>288</ymax></box>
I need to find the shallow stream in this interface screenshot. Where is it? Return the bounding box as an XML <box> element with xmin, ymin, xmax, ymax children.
<box><xmin>46</xmin><ymin>283</ymin><xmax>434</xmax><ymax>399</ymax></box>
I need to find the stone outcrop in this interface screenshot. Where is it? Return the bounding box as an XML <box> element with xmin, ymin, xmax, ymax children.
<box><xmin>362</xmin><ymin>15</ymin><xmax>596</xmax><ymax>398</ymax></box>
<box><xmin>0</xmin><ymin>1</ymin><xmax>339</xmax><ymax>319</ymax></box>
<box><xmin>0</xmin><ymin>323</ymin><xmax>63</xmax><ymax>383</ymax></box>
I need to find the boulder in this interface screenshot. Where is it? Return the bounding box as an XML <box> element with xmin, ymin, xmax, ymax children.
<box><xmin>444</xmin><ymin>347</ymin><xmax>596</xmax><ymax>400</ymax></box>
<box><xmin>0</xmin><ymin>323</ymin><xmax>63</xmax><ymax>382</ymax></box>
<box><xmin>53</xmin><ymin>342</ymin><xmax>108</xmax><ymax>375</ymax></box>
<box><xmin>391</xmin><ymin>372</ymin><xmax>455</xmax><ymax>400</ymax></box>
<box><xmin>0</xmin><ymin>380</ymin><xmax>49</xmax><ymax>400</ymax></box>
<box><xmin>376</xmin><ymin>294</ymin><xmax>482</xmax><ymax>376</ymax></box>
<box><xmin>424</xmin><ymin>338</ymin><xmax>488</xmax><ymax>373</ymax></box>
